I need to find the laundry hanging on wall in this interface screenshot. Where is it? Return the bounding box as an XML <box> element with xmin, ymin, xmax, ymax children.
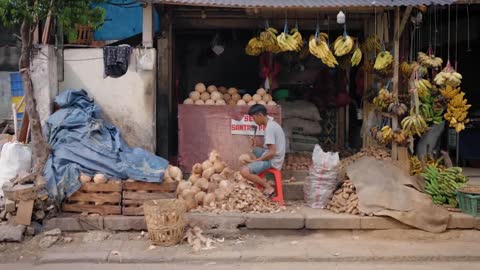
<box><xmin>103</xmin><ymin>45</ymin><xmax>133</xmax><ymax>78</ymax></box>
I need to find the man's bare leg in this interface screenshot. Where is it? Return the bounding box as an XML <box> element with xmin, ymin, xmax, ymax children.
<box><xmin>240</xmin><ymin>167</ymin><xmax>274</xmax><ymax>195</ymax></box>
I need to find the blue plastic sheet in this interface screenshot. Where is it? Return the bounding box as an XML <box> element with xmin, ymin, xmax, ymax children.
<box><xmin>43</xmin><ymin>89</ymin><xmax>168</xmax><ymax>204</ymax></box>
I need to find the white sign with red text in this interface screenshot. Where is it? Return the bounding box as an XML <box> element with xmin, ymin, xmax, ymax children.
<box><xmin>231</xmin><ymin>115</ymin><xmax>265</xmax><ymax>136</ymax></box>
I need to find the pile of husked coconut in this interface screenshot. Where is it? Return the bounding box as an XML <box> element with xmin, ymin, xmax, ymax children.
<box><xmin>176</xmin><ymin>150</ymin><xmax>281</xmax><ymax>213</ymax></box>
<box><xmin>183</xmin><ymin>83</ymin><xmax>277</xmax><ymax>106</ymax></box>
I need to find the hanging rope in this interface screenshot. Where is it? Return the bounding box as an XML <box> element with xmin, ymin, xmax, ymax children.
<box><xmin>455</xmin><ymin>4</ymin><xmax>458</xmax><ymax>69</ymax></box>
<box><xmin>447</xmin><ymin>5</ymin><xmax>451</xmax><ymax>61</ymax></box>
<box><xmin>467</xmin><ymin>4</ymin><xmax>471</xmax><ymax>52</ymax></box>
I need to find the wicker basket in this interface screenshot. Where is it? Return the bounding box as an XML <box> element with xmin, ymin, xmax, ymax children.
<box><xmin>144</xmin><ymin>199</ymin><xmax>186</xmax><ymax>246</ymax></box>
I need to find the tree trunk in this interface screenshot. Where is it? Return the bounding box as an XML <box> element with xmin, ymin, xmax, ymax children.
<box><xmin>19</xmin><ymin>20</ymin><xmax>50</xmax><ymax>176</ymax></box>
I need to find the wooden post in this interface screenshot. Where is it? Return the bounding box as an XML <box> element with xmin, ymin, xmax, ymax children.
<box><xmin>156</xmin><ymin>12</ymin><xmax>173</xmax><ymax>158</ymax></box>
<box><xmin>392</xmin><ymin>7</ymin><xmax>401</xmax><ymax>160</ymax></box>
<box><xmin>142</xmin><ymin>3</ymin><xmax>154</xmax><ymax>48</ymax></box>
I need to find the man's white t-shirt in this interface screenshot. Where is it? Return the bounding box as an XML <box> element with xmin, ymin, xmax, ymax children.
<box><xmin>262</xmin><ymin>117</ymin><xmax>286</xmax><ymax>170</ymax></box>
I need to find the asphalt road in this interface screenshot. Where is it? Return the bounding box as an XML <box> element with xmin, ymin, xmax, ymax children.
<box><xmin>4</xmin><ymin>262</ymin><xmax>480</xmax><ymax>270</ymax></box>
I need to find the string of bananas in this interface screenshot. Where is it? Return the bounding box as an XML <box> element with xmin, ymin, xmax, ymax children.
<box><xmin>393</xmin><ymin>129</ymin><xmax>408</xmax><ymax>145</ymax></box>
<box><xmin>401</xmin><ymin>113</ymin><xmax>428</xmax><ymax>136</ymax></box>
<box><xmin>444</xmin><ymin>92</ymin><xmax>471</xmax><ymax>132</ymax></box>
<box><xmin>379</xmin><ymin>125</ymin><xmax>394</xmax><ymax>144</ymax></box>
<box><xmin>361</xmin><ymin>35</ymin><xmax>381</xmax><ymax>53</ymax></box>
<box><xmin>277</xmin><ymin>30</ymin><xmax>302</xmax><ymax>52</ymax></box>
<box><xmin>245</xmin><ymin>37</ymin><xmax>264</xmax><ymax>56</ymax></box>
<box><xmin>309</xmin><ymin>34</ymin><xmax>338</xmax><ymax>68</ymax></box>
<box><xmin>421</xmin><ymin>165</ymin><xmax>467</xmax><ymax>206</ymax></box>
<box><xmin>434</xmin><ymin>67</ymin><xmax>462</xmax><ymax>87</ymax></box>
<box><xmin>374</xmin><ymin>51</ymin><xmax>393</xmax><ymax>70</ymax></box>
<box><xmin>372</xmin><ymin>88</ymin><xmax>394</xmax><ymax>110</ymax></box>
<box><xmin>409</xmin><ymin>156</ymin><xmax>424</xmax><ymax>175</ymax></box>
<box><xmin>414</xmin><ymin>79</ymin><xmax>433</xmax><ymax>98</ymax></box>
<box><xmin>400</xmin><ymin>61</ymin><xmax>414</xmax><ymax>77</ymax></box>
<box><xmin>290</xmin><ymin>28</ymin><xmax>303</xmax><ymax>51</ymax></box>
<box><xmin>418</xmin><ymin>52</ymin><xmax>443</xmax><ymax>69</ymax></box>
<box><xmin>388</xmin><ymin>102</ymin><xmax>408</xmax><ymax>117</ymax></box>
<box><xmin>333</xmin><ymin>35</ymin><xmax>354</xmax><ymax>56</ymax></box>
<box><xmin>439</xmin><ymin>85</ymin><xmax>461</xmax><ymax>100</ymax></box>
<box><xmin>351</xmin><ymin>47</ymin><xmax>362</xmax><ymax>67</ymax></box>
<box><xmin>419</xmin><ymin>94</ymin><xmax>444</xmax><ymax>125</ymax></box>
<box><xmin>259</xmin><ymin>27</ymin><xmax>282</xmax><ymax>53</ymax></box>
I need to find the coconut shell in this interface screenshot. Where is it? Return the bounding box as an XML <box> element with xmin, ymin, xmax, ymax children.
<box><xmin>180</xmin><ymin>188</ymin><xmax>195</xmax><ymax>200</ymax></box>
<box><xmin>210</xmin><ymin>174</ymin><xmax>225</xmax><ymax>183</ymax></box>
<box><xmin>202</xmin><ymin>167</ymin><xmax>216</xmax><ymax>180</ymax></box>
<box><xmin>203</xmin><ymin>193</ymin><xmax>216</xmax><ymax>207</ymax></box>
<box><xmin>210</xmin><ymin>91</ymin><xmax>222</xmax><ymax>101</ymax></box>
<box><xmin>207</xmin><ymin>85</ymin><xmax>218</xmax><ymax>93</ymax></box>
<box><xmin>195</xmin><ymin>178</ymin><xmax>210</xmax><ymax>191</ymax></box>
<box><xmin>227</xmin><ymin>87</ymin><xmax>238</xmax><ymax>95</ymax></box>
<box><xmin>192</xmin><ymin>163</ymin><xmax>203</xmax><ymax>175</ymax></box>
<box><xmin>257</xmin><ymin>100</ymin><xmax>266</xmax><ymax>105</ymax></box>
<box><xmin>188</xmin><ymin>174</ymin><xmax>200</xmax><ymax>184</ymax></box>
<box><xmin>237</xmin><ymin>100</ymin><xmax>246</xmax><ymax>106</ymax></box>
<box><xmin>220</xmin><ymin>168</ymin><xmax>235</xmax><ymax>180</ymax></box>
<box><xmin>195</xmin><ymin>191</ymin><xmax>206</xmax><ymax>205</ymax></box>
<box><xmin>223</xmin><ymin>93</ymin><xmax>231</xmax><ymax>101</ymax></box>
<box><xmin>79</xmin><ymin>173</ymin><xmax>92</xmax><ymax>184</ymax></box>
<box><xmin>252</xmin><ymin>94</ymin><xmax>262</xmax><ymax>102</ymax></box>
<box><xmin>213</xmin><ymin>161</ymin><xmax>225</xmax><ymax>173</ymax></box>
<box><xmin>227</xmin><ymin>100</ymin><xmax>236</xmax><ymax>106</ymax></box>
<box><xmin>202</xmin><ymin>160</ymin><xmax>213</xmax><ymax>171</ymax></box>
<box><xmin>256</xmin><ymin>88</ymin><xmax>267</xmax><ymax>96</ymax></box>
<box><xmin>263</xmin><ymin>94</ymin><xmax>273</xmax><ymax>102</ymax></box>
<box><xmin>195</xmin><ymin>100</ymin><xmax>205</xmax><ymax>105</ymax></box>
<box><xmin>190</xmin><ymin>186</ymin><xmax>201</xmax><ymax>194</ymax></box>
<box><xmin>168</xmin><ymin>166</ymin><xmax>182</xmax><ymax>179</ymax></box>
<box><xmin>93</xmin><ymin>174</ymin><xmax>107</xmax><ymax>184</ymax></box>
<box><xmin>189</xmin><ymin>91</ymin><xmax>201</xmax><ymax>101</ymax></box>
<box><xmin>215</xmin><ymin>100</ymin><xmax>226</xmax><ymax>105</ymax></box>
<box><xmin>231</xmin><ymin>93</ymin><xmax>241</xmax><ymax>101</ymax></box>
<box><xmin>243</xmin><ymin>94</ymin><xmax>252</xmax><ymax>102</ymax></box>
<box><xmin>207</xmin><ymin>182</ymin><xmax>218</xmax><ymax>193</ymax></box>
<box><xmin>185</xmin><ymin>196</ymin><xmax>197</xmax><ymax>211</ymax></box>
<box><xmin>267</xmin><ymin>101</ymin><xmax>277</xmax><ymax>106</ymax></box>
<box><xmin>208</xmin><ymin>150</ymin><xmax>220</xmax><ymax>163</ymax></box>
<box><xmin>195</xmin><ymin>83</ymin><xmax>206</xmax><ymax>93</ymax></box>
<box><xmin>218</xmin><ymin>86</ymin><xmax>227</xmax><ymax>93</ymax></box>
<box><xmin>184</xmin><ymin>98</ymin><xmax>194</xmax><ymax>104</ymax></box>
<box><xmin>247</xmin><ymin>100</ymin><xmax>257</xmax><ymax>106</ymax></box>
<box><xmin>239</xmin><ymin>154</ymin><xmax>251</xmax><ymax>164</ymax></box>
<box><xmin>200</xmin><ymin>92</ymin><xmax>210</xmax><ymax>101</ymax></box>
<box><xmin>205</xmin><ymin>99</ymin><xmax>215</xmax><ymax>105</ymax></box>
<box><xmin>177</xmin><ymin>181</ymin><xmax>192</xmax><ymax>194</ymax></box>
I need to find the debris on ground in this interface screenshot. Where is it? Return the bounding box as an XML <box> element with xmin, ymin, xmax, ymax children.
<box><xmin>282</xmin><ymin>153</ymin><xmax>311</xmax><ymax>171</ymax></box>
<box><xmin>82</xmin><ymin>230</ymin><xmax>111</xmax><ymax>243</ymax></box>
<box><xmin>183</xmin><ymin>226</ymin><xmax>224</xmax><ymax>252</ymax></box>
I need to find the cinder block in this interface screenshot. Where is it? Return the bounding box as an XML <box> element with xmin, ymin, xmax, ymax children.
<box><xmin>104</xmin><ymin>216</ymin><xmax>146</xmax><ymax>231</ymax></box>
<box><xmin>448</xmin><ymin>212</ymin><xmax>475</xmax><ymax>229</ymax></box>
<box><xmin>302</xmin><ymin>208</ymin><xmax>360</xmax><ymax>229</ymax></box>
<box><xmin>246</xmin><ymin>212</ymin><xmax>304</xmax><ymax>229</ymax></box>
<box><xmin>44</xmin><ymin>216</ymin><xmax>104</xmax><ymax>231</ymax></box>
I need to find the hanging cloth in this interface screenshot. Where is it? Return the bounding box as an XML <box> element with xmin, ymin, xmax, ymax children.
<box><xmin>259</xmin><ymin>53</ymin><xmax>281</xmax><ymax>90</ymax></box>
<box><xmin>103</xmin><ymin>45</ymin><xmax>133</xmax><ymax>78</ymax></box>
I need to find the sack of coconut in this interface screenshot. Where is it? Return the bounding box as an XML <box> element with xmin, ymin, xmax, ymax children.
<box><xmin>304</xmin><ymin>144</ymin><xmax>340</xmax><ymax>208</ymax></box>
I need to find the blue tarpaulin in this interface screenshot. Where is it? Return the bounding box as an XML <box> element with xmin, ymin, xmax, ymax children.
<box><xmin>44</xmin><ymin>89</ymin><xmax>168</xmax><ymax>204</ymax></box>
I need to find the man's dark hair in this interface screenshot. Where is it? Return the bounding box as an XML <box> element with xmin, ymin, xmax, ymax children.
<box><xmin>248</xmin><ymin>104</ymin><xmax>267</xmax><ymax>116</ymax></box>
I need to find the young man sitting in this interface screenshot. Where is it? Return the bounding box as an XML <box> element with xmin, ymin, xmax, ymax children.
<box><xmin>240</xmin><ymin>104</ymin><xmax>286</xmax><ymax>197</ymax></box>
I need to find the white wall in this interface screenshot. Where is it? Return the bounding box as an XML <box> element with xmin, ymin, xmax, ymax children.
<box><xmin>59</xmin><ymin>48</ymin><xmax>156</xmax><ymax>152</ymax></box>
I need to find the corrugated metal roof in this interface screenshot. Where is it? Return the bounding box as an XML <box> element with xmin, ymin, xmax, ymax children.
<box><xmin>152</xmin><ymin>0</ymin><xmax>456</xmax><ymax>8</ymax></box>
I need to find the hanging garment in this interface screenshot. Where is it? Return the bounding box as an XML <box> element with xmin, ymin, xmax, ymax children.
<box><xmin>103</xmin><ymin>45</ymin><xmax>132</xmax><ymax>78</ymax></box>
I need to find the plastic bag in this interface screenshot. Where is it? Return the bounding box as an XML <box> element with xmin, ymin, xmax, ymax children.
<box><xmin>0</xmin><ymin>142</ymin><xmax>32</xmax><ymax>197</ymax></box>
<box><xmin>304</xmin><ymin>144</ymin><xmax>340</xmax><ymax>208</ymax></box>
<box><xmin>136</xmin><ymin>48</ymin><xmax>154</xmax><ymax>71</ymax></box>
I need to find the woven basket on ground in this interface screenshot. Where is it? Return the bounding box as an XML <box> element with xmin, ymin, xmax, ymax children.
<box><xmin>144</xmin><ymin>199</ymin><xmax>186</xmax><ymax>246</ymax></box>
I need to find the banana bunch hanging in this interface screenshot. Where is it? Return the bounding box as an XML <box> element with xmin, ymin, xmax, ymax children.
<box><xmin>361</xmin><ymin>35</ymin><xmax>382</xmax><ymax>53</ymax></box>
<box><xmin>374</xmin><ymin>51</ymin><xmax>393</xmax><ymax>70</ymax></box>
<box><xmin>276</xmin><ymin>23</ymin><xmax>302</xmax><ymax>52</ymax></box>
<box><xmin>434</xmin><ymin>63</ymin><xmax>463</xmax><ymax>87</ymax></box>
<box><xmin>259</xmin><ymin>27</ymin><xmax>282</xmax><ymax>53</ymax></box>
<box><xmin>245</xmin><ymin>37</ymin><xmax>264</xmax><ymax>56</ymax></box>
<box><xmin>333</xmin><ymin>34</ymin><xmax>354</xmax><ymax>57</ymax></box>
<box><xmin>418</xmin><ymin>52</ymin><xmax>443</xmax><ymax>69</ymax></box>
<box><xmin>444</xmin><ymin>92</ymin><xmax>471</xmax><ymax>132</ymax></box>
<box><xmin>351</xmin><ymin>47</ymin><xmax>362</xmax><ymax>67</ymax></box>
<box><xmin>309</xmin><ymin>33</ymin><xmax>338</xmax><ymax>68</ymax></box>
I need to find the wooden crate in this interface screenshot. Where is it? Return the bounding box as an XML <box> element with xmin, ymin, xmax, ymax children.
<box><xmin>62</xmin><ymin>181</ymin><xmax>122</xmax><ymax>215</ymax></box>
<box><xmin>122</xmin><ymin>181</ymin><xmax>177</xmax><ymax>216</ymax></box>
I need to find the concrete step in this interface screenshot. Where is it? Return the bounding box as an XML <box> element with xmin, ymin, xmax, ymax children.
<box><xmin>44</xmin><ymin>208</ymin><xmax>480</xmax><ymax>232</ymax></box>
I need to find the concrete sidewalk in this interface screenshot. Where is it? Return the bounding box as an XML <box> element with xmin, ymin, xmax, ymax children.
<box><xmin>31</xmin><ymin>229</ymin><xmax>480</xmax><ymax>264</ymax></box>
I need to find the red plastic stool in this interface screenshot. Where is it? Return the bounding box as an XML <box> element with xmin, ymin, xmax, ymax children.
<box><xmin>257</xmin><ymin>168</ymin><xmax>284</xmax><ymax>206</ymax></box>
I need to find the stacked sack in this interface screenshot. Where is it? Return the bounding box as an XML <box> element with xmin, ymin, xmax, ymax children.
<box><xmin>278</xmin><ymin>100</ymin><xmax>322</xmax><ymax>152</ymax></box>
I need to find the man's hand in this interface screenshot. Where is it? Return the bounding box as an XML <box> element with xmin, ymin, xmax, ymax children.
<box><xmin>250</xmin><ymin>137</ymin><xmax>256</xmax><ymax>147</ymax></box>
